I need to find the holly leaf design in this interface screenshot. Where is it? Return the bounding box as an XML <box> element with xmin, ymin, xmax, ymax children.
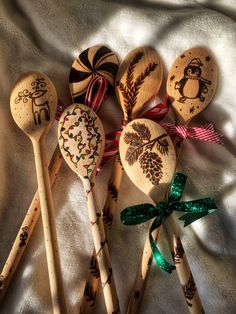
<box><xmin>132</xmin><ymin>122</ymin><xmax>151</xmax><ymax>141</ymax></box>
<box><xmin>125</xmin><ymin>145</ymin><xmax>143</xmax><ymax>166</ymax></box>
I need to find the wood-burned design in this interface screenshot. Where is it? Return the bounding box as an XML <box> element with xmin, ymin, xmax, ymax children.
<box><xmin>90</xmin><ymin>256</ymin><xmax>100</xmax><ymax>279</ymax></box>
<box><xmin>116</xmin><ymin>51</ymin><xmax>158</xmax><ymax>121</ymax></box>
<box><xmin>84</xmin><ymin>282</ymin><xmax>96</xmax><ymax>306</ymax></box>
<box><xmin>0</xmin><ymin>275</ymin><xmax>4</xmax><ymax>291</ymax></box>
<box><xmin>14</xmin><ymin>77</ymin><xmax>50</xmax><ymax>125</ymax></box>
<box><xmin>124</xmin><ymin>122</ymin><xmax>168</xmax><ymax>185</ymax></box>
<box><xmin>182</xmin><ymin>273</ymin><xmax>197</xmax><ymax>307</ymax></box>
<box><xmin>102</xmin><ymin>206</ymin><xmax>113</xmax><ymax>230</ymax></box>
<box><xmin>102</xmin><ymin>267</ymin><xmax>112</xmax><ymax>287</ymax></box>
<box><xmin>69</xmin><ymin>45</ymin><xmax>119</xmax><ymax>103</ymax></box>
<box><xmin>19</xmin><ymin>226</ymin><xmax>29</xmax><ymax>247</ymax></box>
<box><xmin>173</xmin><ymin>236</ymin><xmax>185</xmax><ymax>264</ymax></box>
<box><xmin>59</xmin><ymin>105</ymin><xmax>102</xmax><ymax>179</ymax></box>
<box><xmin>108</xmin><ymin>181</ymin><xmax>118</xmax><ymax>201</ymax></box>
<box><xmin>175</xmin><ymin>58</ymin><xmax>211</xmax><ymax>104</ymax></box>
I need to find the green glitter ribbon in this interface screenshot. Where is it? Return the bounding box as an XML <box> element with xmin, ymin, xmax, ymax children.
<box><xmin>120</xmin><ymin>172</ymin><xmax>217</xmax><ymax>273</ymax></box>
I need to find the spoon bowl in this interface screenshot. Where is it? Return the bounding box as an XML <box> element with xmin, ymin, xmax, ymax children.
<box><xmin>116</xmin><ymin>47</ymin><xmax>163</xmax><ymax>122</ymax></box>
<box><xmin>58</xmin><ymin>103</ymin><xmax>105</xmax><ymax>179</ymax></box>
<box><xmin>119</xmin><ymin>118</ymin><xmax>176</xmax><ymax>203</ymax></box>
<box><xmin>69</xmin><ymin>45</ymin><xmax>119</xmax><ymax>103</ymax></box>
<box><xmin>10</xmin><ymin>71</ymin><xmax>57</xmax><ymax>140</ymax></box>
<box><xmin>167</xmin><ymin>47</ymin><xmax>217</xmax><ymax>125</ymax></box>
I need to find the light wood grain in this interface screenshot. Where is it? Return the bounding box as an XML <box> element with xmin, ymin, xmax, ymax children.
<box><xmin>119</xmin><ymin>118</ymin><xmax>176</xmax><ymax>314</ymax></box>
<box><xmin>0</xmin><ymin>144</ymin><xmax>63</xmax><ymax>303</ymax></box>
<box><xmin>167</xmin><ymin>47</ymin><xmax>217</xmax><ymax>125</ymax></box>
<box><xmin>116</xmin><ymin>46</ymin><xmax>163</xmax><ymax>122</ymax></box>
<box><xmin>10</xmin><ymin>72</ymin><xmax>67</xmax><ymax>314</ymax></box>
<box><xmin>119</xmin><ymin>118</ymin><xmax>176</xmax><ymax>202</ymax></box>
<box><xmin>58</xmin><ymin>103</ymin><xmax>119</xmax><ymax>313</ymax></box>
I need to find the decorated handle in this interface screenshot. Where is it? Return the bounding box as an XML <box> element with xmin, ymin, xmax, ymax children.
<box><xmin>166</xmin><ymin>212</ymin><xmax>204</xmax><ymax>313</ymax></box>
<box><xmin>127</xmin><ymin>221</ymin><xmax>160</xmax><ymax>314</ymax></box>
<box><xmin>0</xmin><ymin>144</ymin><xmax>63</xmax><ymax>303</ymax></box>
<box><xmin>80</xmin><ymin>155</ymin><xmax>123</xmax><ymax>313</ymax></box>
<box><xmin>32</xmin><ymin>138</ymin><xmax>67</xmax><ymax>314</ymax></box>
<box><xmin>82</xmin><ymin>177</ymin><xmax>119</xmax><ymax>314</ymax></box>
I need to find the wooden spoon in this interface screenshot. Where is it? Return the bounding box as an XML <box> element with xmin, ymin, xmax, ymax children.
<box><xmin>69</xmin><ymin>45</ymin><xmax>119</xmax><ymax>103</ymax></box>
<box><xmin>10</xmin><ymin>72</ymin><xmax>67</xmax><ymax>314</ymax></box>
<box><xmin>58</xmin><ymin>103</ymin><xmax>119</xmax><ymax>313</ymax></box>
<box><xmin>0</xmin><ymin>101</ymin><xmax>67</xmax><ymax>304</ymax></box>
<box><xmin>166</xmin><ymin>47</ymin><xmax>218</xmax><ymax>313</ymax></box>
<box><xmin>119</xmin><ymin>118</ymin><xmax>176</xmax><ymax>313</ymax></box>
<box><xmin>116</xmin><ymin>46</ymin><xmax>163</xmax><ymax>123</ymax></box>
<box><xmin>80</xmin><ymin>46</ymin><xmax>164</xmax><ymax>313</ymax></box>
<box><xmin>167</xmin><ymin>47</ymin><xmax>217</xmax><ymax>125</ymax></box>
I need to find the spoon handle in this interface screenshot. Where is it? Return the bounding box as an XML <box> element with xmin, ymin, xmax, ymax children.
<box><xmin>32</xmin><ymin>138</ymin><xmax>67</xmax><ymax>314</ymax></box>
<box><xmin>0</xmin><ymin>144</ymin><xmax>63</xmax><ymax>304</ymax></box>
<box><xmin>80</xmin><ymin>155</ymin><xmax>123</xmax><ymax>313</ymax></box>
<box><xmin>127</xmin><ymin>220</ymin><xmax>160</xmax><ymax>314</ymax></box>
<box><xmin>82</xmin><ymin>177</ymin><xmax>120</xmax><ymax>314</ymax></box>
<box><xmin>170</xmin><ymin>218</ymin><xmax>204</xmax><ymax>313</ymax></box>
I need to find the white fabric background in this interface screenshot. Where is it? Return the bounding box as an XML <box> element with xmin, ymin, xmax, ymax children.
<box><xmin>0</xmin><ymin>0</ymin><xmax>236</xmax><ymax>313</ymax></box>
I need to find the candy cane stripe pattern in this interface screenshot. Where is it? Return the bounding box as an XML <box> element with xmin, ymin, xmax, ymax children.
<box><xmin>69</xmin><ymin>45</ymin><xmax>119</xmax><ymax>103</ymax></box>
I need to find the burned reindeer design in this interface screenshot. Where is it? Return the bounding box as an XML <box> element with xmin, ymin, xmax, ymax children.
<box><xmin>14</xmin><ymin>78</ymin><xmax>50</xmax><ymax>125</ymax></box>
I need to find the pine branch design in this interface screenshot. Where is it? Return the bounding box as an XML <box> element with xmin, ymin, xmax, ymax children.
<box><xmin>84</xmin><ymin>282</ymin><xmax>96</xmax><ymax>306</ymax></box>
<box><xmin>103</xmin><ymin>206</ymin><xmax>113</xmax><ymax>230</ymax></box>
<box><xmin>126</xmin><ymin>51</ymin><xmax>143</xmax><ymax>91</ymax></box>
<box><xmin>182</xmin><ymin>273</ymin><xmax>197</xmax><ymax>307</ymax></box>
<box><xmin>117</xmin><ymin>51</ymin><xmax>158</xmax><ymax>121</ymax></box>
<box><xmin>108</xmin><ymin>181</ymin><xmax>118</xmax><ymax>201</ymax></box>
<box><xmin>173</xmin><ymin>236</ymin><xmax>185</xmax><ymax>264</ymax></box>
<box><xmin>89</xmin><ymin>256</ymin><xmax>100</xmax><ymax>279</ymax></box>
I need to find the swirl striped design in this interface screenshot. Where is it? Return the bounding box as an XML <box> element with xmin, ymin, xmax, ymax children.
<box><xmin>69</xmin><ymin>45</ymin><xmax>119</xmax><ymax>103</ymax></box>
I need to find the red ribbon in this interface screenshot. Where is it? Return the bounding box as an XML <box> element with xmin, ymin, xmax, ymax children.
<box><xmin>161</xmin><ymin>122</ymin><xmax>223</xmax><ymax>144</ymax></box>
<box><xmin>56</xmin><ymin>99</ymin><xmax>68</xmax><ymax>121</ymax></box>
<box><xmin>85</xmin><ymin>75</ymin><xmax>108</xmax><ymax>112</ymax></box>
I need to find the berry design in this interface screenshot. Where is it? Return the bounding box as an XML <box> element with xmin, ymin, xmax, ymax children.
<box><xmin>124</xmin><ymin>122</ymin><xmax>168</xmax><ymax>186</ymax></box>
<box><xmin>19</xmin><ymin>227</ymin><xmax>29</xmax><ymax>247</ymax></box>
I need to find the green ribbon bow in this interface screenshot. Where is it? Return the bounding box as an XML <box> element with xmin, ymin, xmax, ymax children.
<box><xmin>120</xmin><ymin>172</ymin><xmax>217</xmax><ymax>273</ymax></box>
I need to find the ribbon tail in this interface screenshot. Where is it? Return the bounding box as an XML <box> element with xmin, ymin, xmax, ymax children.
<box><xmin>149</xmin><ymin>217</ymin><xmax>175</xmax><ymax>274</ymax></box>
<box><xmin>179</xmin><ymin>207</ymin><xmax>217</xmax><ymax>227</ymax></box>
<box><xmin>120</xmin><ymin>203</ymin><xmax>157</xmax><ymax>225</ymax></box>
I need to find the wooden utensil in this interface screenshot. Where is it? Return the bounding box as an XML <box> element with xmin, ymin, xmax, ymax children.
<box><xmin>80</xmin><ymin>46</ymin><xmax>163</xmax><ymax>313</ymax></box>
<box><xmin>116</xmin><ymin>46</ymin><xmax>163</xmax><ymax>123</ymax></box>
<box><xmin>165</xmin><ymin>47</ymin><xmax>218</xmax><ymax>312</ymax></box>
<box><xmin>69</xmin><ymin>45</ymin><xmax>119</xmax><ymax>104</ymax></box>
<box><xmin>119</xmin><ymin>118</ymin><xmax>177</xmax><ymax>312</ymax></box>
<box><xmin>0</xmin><ymin>101</ymin><xmax>66</xmax><ymax>304</ymax></box>
<box><xmin>10</xmin><ymin>72</ymin><xmax>67</xmax><ymax>314</ymax></box>
<box><xmin>58</xmin><ymin>103</ymin><xmax>119</xmax><ymax>313</ymax></box>
<box><xmin>167</xmin><ymin>47</ymin><xmax>217</xmax><ymax>125</ymax></box>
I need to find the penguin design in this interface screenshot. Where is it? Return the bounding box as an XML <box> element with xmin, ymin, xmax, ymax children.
<box><xmin>175</xmin><ymin>58</ymin><xmax>211</xmax><ymax>103</ymax></box>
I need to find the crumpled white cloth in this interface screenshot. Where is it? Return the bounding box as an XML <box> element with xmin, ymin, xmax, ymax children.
<box><xmin>0</xmin><ymin>0</ymin><xmax>236</xmax><ymax>313</ymax></box>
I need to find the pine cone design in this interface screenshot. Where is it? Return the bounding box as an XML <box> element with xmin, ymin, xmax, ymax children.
<box><xmin>139</xmin><ymin>151</ymin><xmax>163</xmax><ymax>185</ymax></box>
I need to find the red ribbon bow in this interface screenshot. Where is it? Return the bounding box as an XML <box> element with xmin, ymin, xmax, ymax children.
<box><xmin>162</xmin><ymin>122</ymin><xmax>223</xmax><ymax>144</ymax></box>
